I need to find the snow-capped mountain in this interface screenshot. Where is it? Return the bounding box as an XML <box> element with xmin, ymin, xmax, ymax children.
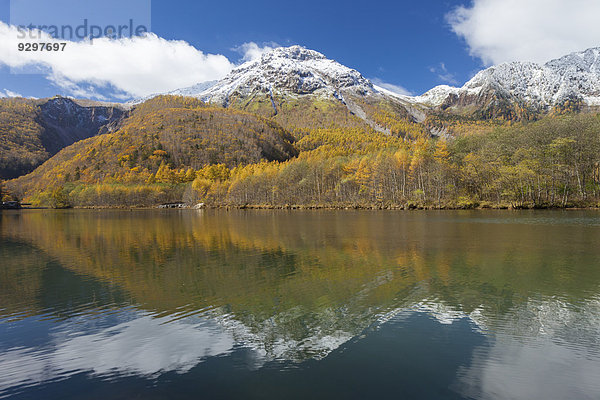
<box><xmin>161</xmin><ymin>45</ymin><xmax>424</xmax><ymax>132</ymax></box>
<box><xmin>417</xmin><ymin>47</ymin><xmax>600</xmax><ymax>111</ymax></box>
<box><xmin>177</xmin><ymin>46</ymin><xmax>379</xmax><ymax>105</ymax></box>
<box><xmin>134</xmin><ymin>45</ymin><xmax>600</xmax><ymax>123</ymax></box>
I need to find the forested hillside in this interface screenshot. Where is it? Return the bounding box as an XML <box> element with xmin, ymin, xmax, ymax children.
<box><xmin>185</xmin><ymin>113</ymin><xmax>600</xmax><ymax>209</ymax></box>
<box><xmin>8</xmin><ymin>96</ymin><xmax>298</xmax><ymax>206</ymax></box>
<box><xmin>0</xmin><ymin>97</ymin><xmax>125</xmax><ymax>179</ymax></box>
<box><xmin>5</xmin><ymin>97</ymin><xmax>600</xmax><ymax>209</ymax></box>
<box><xmin>0</xmin><ymin>98</ymin><xmax>46</xmax><ymax>179</ymax></box>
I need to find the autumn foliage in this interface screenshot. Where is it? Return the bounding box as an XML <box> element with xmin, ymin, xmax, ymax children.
<box><xmin>5</xmin><ymin>95</ymin><xmax>600</xmax><ymax>209</ymax></box>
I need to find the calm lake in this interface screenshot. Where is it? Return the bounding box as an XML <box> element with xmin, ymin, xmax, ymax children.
<box><xmin>1</xmin><ymin>209</ymin><xmax>600</xmax><ymax>399</ymax></box>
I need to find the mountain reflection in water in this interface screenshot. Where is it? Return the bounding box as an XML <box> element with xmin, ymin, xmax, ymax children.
<box><xmin>1</xmin><ymin>209</ymin><xmax>600</xmax><ymax>399</ymax></box>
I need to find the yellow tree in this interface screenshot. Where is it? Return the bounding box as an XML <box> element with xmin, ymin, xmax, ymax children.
<box><xmin>0</xmin><ymin>179</ymin><xmax>5</xmax><ymax>202</ymax></box>
<box><xmin>355</xmin><ymin>157</ymin><xmax>373</xmax><ymax>200</ymax></box>
<box><xmin>184</xmin><ymin>168</ymin><xmax>196</xmax><ymax>182</ymax></box>
<box><xmin>410</xmin><ymin>138</ymin><xmax>431</xmax><ymax>200</ymax></box>
<box><xmin>433</xmin><ymin>139</ymin><xmax>451</xmax><ymax>207</ymax></box>
<box><xmin>155</xmin><ymin>162</ymin><xmax>174</xmax><ymax>183</ymax></box>
<box><xmin>394</xmin><ymin>147</ymin><xmax>411</xmax><ymax>198</ymax></box>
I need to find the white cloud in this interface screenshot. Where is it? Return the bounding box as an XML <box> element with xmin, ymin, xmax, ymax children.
<box><xmin>429</xmin><ymin>63</ymin><xmax>458</xmax><ymax>85</ymax></box>
<box><xmin>457</xmin><ymin>298</ymin><xmax>600</xmax><ymax>400</ymax></box>
<box><xmin>0</xmin><ymin>313</ymin><xmax>235</xmax><ymax>391</ymax></box>
<box><xmin>234</xmin><ymin>41</ymin><xmax>279</xmax><ymax>62</ymax></box>
<box><xmin>0</xmin><ymin>22</ymin><xmax>235</xmax><ymax>99</ymax></box>
<box><xmin>370</xmin><ymin>78</ymin><xmax>413</xmax><ymax>96</ymax></box>
<box><xmin>447</xmin><ymin>0</ymin><xmax>600</xmax><ymax>65</ymax></box>
<box><xmin>0</xmin><ymin>89</ymin><xmax>22</xmax><ymax>98</ymax></box>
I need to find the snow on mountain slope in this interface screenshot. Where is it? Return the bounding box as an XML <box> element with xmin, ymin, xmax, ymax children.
<box><xmin>125</xmin><ymin>45</ymin><xmax>600</xmax><ymax>122</ymax></box>
<box><xmin>129</xmin><ymin>46</ymin><xmax>378</xmax><ymax>105</ymax></box>
<box><xmin>127</xmin><ymin>46</ymin><xmax>424</xmax><ymax>133</ymax></box>
<box><xmin>126</xmin><ymin>81</ymin><xmax>218</xmax><ymax>106</ymax></box>
<box><xmin>188</xmin><ymin>46</ymin><xmax>378</xmax><ymax>105</ymax></box>
<box><xmin>160</xmin><ymin>45</ymin><xmax>425</xmax><ymax>133</ymax></box>
<box><xmin>169</xmin><ymin>80</ymin><xmax>218</xmax><ymax>98</ymax></box>
<box><xmin>417</xmin><ymin>47</ymin><xmax>600</xmax><ymax>109</ymax></box>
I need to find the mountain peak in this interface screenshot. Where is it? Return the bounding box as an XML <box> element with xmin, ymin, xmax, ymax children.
<box><xmin>258</xmin><ymin>45</ymin><xmax>327</xmax><ymax>62</ymax></box>
<box><xmin>417</xmin><ymin>46</ymin><xmax>600</xmax><ymax>111</ymax></box>
<box><xmin>545</xmin><ymin>47</ymin><xmax>600</xmax><ymax>74</ymax></box>
<box><xmin>178</xmin><ymin>45</ymin><xmax>377</xmax><ymax>107</ymax></box>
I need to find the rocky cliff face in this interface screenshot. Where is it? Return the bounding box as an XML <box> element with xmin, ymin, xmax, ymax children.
<box><xmin>0</xmin><ymin>96</ymin><xmax>126</xmax><ymax>179</ymax></box>
<box><xmin>38</xmin><ymin>97</ymin><xmax>126</xmax><ymax>155</ymax></box>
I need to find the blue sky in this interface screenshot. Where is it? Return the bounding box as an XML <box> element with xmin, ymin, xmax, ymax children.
<box><xmin>1</xmin><ymin>0</ymin><xmax>599</xmax><ymax>101</ymax></box>
<box><xmin>146</xmin><ymin>0</ymin><xmax>478</xmax><ymax>92</ymax></box>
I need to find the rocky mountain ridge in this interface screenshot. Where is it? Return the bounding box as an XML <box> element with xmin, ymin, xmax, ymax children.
<box><xmin>156</xmin><ymin>45</ymin><xmax>600</xmax><ymax>123</ymax></box>
<box><xmin>417</xmin><ymin>47</ymin><xmax>600</xmax><ymax>115</ymax></box>
<box><xmin>0</xmin><ymin>96</ymin><xmax>126</xmax><ymax>179</ymax></box>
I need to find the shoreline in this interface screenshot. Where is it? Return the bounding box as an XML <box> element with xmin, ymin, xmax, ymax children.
<box><xmin>10</xmin><ymin>204</ymin><xmax>600</xmax><ymax>211</ymax></box>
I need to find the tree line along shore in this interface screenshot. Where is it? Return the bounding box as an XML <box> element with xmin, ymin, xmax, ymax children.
<box><xmin>3</xmin><ymin>97</ymin><xmax>600</xmax><ymax>210</ymax></box>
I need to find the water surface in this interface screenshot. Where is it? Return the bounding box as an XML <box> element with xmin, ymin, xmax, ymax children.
<box><xmin>1</xmin><ymin>209</ymin><xmax>600</xmax><ymax>399</ymax></box>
